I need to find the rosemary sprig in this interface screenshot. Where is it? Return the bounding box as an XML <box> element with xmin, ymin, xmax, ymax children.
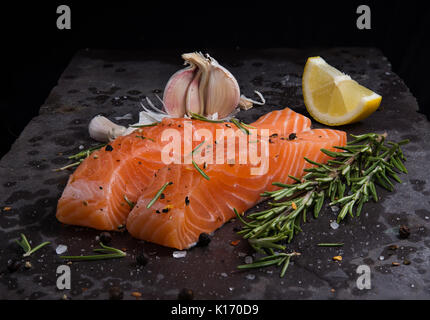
<box><xmin>15</xmin><ymin>234</ymin><xmax>50</xmax><ymax>257</ymax></box>
<box><xmin>146</xmin><ymin>182</ymin><xmax>173</xmax><ymax>208</ymax></box>
<box><xmin>60</xmin><ymin>242</ymin><xmax>126</xmax><ymax>261</ymax></box>
<box><xmin>236</xmin><ymin>133</ymin><xmax>409</xmax><ymax>276</ymax></box>
<box><xmin>189</xmin><ymin>112</ymin><xmax>253</xmax><ymax>135</ymax></box>
<box><xmin>238</xmin><ymin>252</ymin><xmax>301</xmax><ymax>277</ymax></box>
<box><xmin>68</xmin><ymin>144</ymin><xmax>107</xmax><ymax>160</ymax></box>
<box><xmin>54</xmin><ymin>144</ymin><xmax>106</xmax><ymax>171</ymax></box>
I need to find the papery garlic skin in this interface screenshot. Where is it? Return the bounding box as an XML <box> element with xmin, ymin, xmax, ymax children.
<box><xmin>163</xmin><ymin>52</ymin><xmax>241</xmax><ymax>119</ymax></box>
<box><xmin>88</xmin><ymin>115</ymin><xmax>127</xmax><ymax>142</ymax></box>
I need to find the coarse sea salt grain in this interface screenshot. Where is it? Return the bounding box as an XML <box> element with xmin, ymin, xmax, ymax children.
<box><xmin>56</xmin><ymin>245</ymin><xmax>68</xmax><ymax>255</ymax></box>
<box><xmin>246</xmin><ymin>274</ymin><xmax>256</xmax><ymax>280</ymax></box>
<box><xmin>172</xmin><ymin>251</ymin><xmax>187</xmax><ymax>259</ymax></box>
<box><xmin>331</xmin><ymin>206</ymin><xmax>340</xmax><ymax>213</ymax></box>
<box><xmin>330</xmin><ymin>221</ymin><xmax>339</xmax><ymax>230</ymax></box>
<box><xmin>244</xmin><ymin>256</ymin><xmax>253</xmax><ymax>264</ymax></box>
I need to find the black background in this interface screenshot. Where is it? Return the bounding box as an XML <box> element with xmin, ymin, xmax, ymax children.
<box><xmin>1</xmin><ymin>1</ymin><xmax>429</xmax><ymax>157</ymax></box>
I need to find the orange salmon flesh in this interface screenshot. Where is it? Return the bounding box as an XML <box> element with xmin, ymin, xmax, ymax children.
<box><xmin>56</xmin><ymin>108</ymin><xmax>346</xmax><ymax>249</ymax></box>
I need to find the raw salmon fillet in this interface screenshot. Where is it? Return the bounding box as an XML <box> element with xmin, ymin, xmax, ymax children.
<box><xmin>57</xmin><ymin>108</ymin><xmax>346</xmax><ymax>249</ymax></box>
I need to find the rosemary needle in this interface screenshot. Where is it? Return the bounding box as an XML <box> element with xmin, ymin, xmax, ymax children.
<box><xmin>231</xmin><ymin>118</ymin><xmax>250</xmax><ymax>135</ymax></box>
<box><xmin>53</xmin><ymin>160</ymin><xmax>82</xmax><ymax>172</ymax></box>
<box><xmin>192</xmin><ymin>160</ymin><xmax>210</xmax><ymax>180</ymax></box>
<box><xmin>317</xmin><ymin>243</ymin><xmax>344</xmax><ymax>247</ymax></box>
<box><xmin>15</xmin><ymin>234</ymin><xmax>31</xmax><ymax>253</ymax></box>
<box><xmin>123</xmin><ymin>195</ymin><xmax>135</xmax><ymax>209</ymax></box>
<box><xmin>130</xmin><ymin>122</ymin><xmax>159</xmax><ymax>128</ymax></box>
<box><xmin>146</xmin><ymin>182</ymin><xmax>173</xmax><ymax>208</ymax></box>
<box><xmin>240</xmin><ymin>121</ymin><xmax>257</xmax><ymax>129</ymax></box>
<box><xmin>135</xmin><ymin>135</ymin><xmax>155</xmax><ymax>142</ymax></box>
<box><xmin>24</xmin><ymin>242</ymin><xmax>51</xmax><ymax>257</ymax></box>
<box><xmin>191</xmin><ymin>141</ymin><xmax>206</xmax><ymax>156</ymax></box>
<box><xmin>60</xmin><ymin>243</ymin><xmax>126</xmax><ymax>261</ymax></box>
<box><xmin>189</xmin><ymin>112</ymin><xmax>225</xmax><ymax>123</ymax></box>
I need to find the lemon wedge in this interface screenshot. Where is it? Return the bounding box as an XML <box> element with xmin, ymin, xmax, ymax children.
<box><xmin>302</xmin><ymin>56</ymin><xmax>381</xmax><ymax>126</ymax></box>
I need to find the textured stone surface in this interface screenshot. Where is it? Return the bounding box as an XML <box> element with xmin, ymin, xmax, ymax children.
<box><xmin>0</xmin><ymin>48</ymin><xmax>429</xmax><ymax>300</ymax></box>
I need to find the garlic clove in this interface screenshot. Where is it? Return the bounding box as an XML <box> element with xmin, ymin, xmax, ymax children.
<box><xmin>182</xmin><ymin>52</ymin><xmax>211</xmax><ymax>114</ymax></box>
<box><xmin>185</xmin><ymin>70</ymin><xmax>202</xmax><ymax>115</ymax></box>
<box><xmin>204</xmin><ymin>62</ymin><xmax>240</xmax><ymax>118</ymax></box>
<box><xmin>162</xmin><ymin>67</ymin><xmax>195</xmax><ymax>117</ymax></box>
<box><xmin>88</xmin><ymin>115</ymin><xmax>127</xmax><ymax>142</ymax></box>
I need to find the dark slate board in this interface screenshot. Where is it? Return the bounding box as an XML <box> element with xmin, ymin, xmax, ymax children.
<box><xmin>0</xmin><ymin>48</ymin><xmax>429</xmax><ymax>300</ymax></box>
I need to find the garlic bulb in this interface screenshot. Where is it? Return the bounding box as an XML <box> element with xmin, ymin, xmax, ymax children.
<box><xmin>163</xmin><ymin>52</ymin><xmax>241</xmax><ymax>119</ymax></box>
<box><xmin>87</xmin><ymin>52</ymin><xmax>266</xmax><ymax>144</ymax></box>
<box><xmin>88</xmin><ymin>115</ymin><xmax>127</xmax><ymax>142</ymax></box>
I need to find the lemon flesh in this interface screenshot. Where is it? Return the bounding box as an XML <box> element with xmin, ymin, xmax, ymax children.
<box><xmin>302</xmin><ymin>56</ymin><xmax>381</xmax><ymax>126</ymax></box>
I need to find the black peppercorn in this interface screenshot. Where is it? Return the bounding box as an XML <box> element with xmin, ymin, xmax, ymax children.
<box><xmin>196</xmin><ymin>233</ymin><xmax>211</xmax><ymax>247</ymax></box>
<box><xmin>7</xmin><ymin>259</ymin><xmax>22</xmax><ymax>273</ymax></box>
<box><xmin>178</xmin><ymin>288</ymin><xmax>194</xmax><ymax>300</ymax></box>
<box><xmin>109</xmin><ymin>286</ymin><xmax>123</xmax><ymax>300</ymax></box>
<box><xmin>99</xmin><ymin>232</ymin><xmax>112</xmax><ymax>244</ymax></box>
<box><xmin>399</xmin><ymin>225</ymin><xmax>410</xmax><ymax>239</ymax></box>
<box><xmin>136</xmin><ymin>252</ymin><xmax>149</xmax><ymax>266</ymax></box>
<box><xmin>105</xmin><ymin>145</ymin><xmax>114</xmax><ymax>152</ymax></box>
<box><xmin>288</xmin><ymin>133</ymin><xmax>297</xmax><ymax>140</ymax></box>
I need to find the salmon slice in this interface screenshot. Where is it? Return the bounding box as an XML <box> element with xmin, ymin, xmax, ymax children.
<box><xmin>56</xmin><ymin>107</ymin><xmax>346</xmax><ymax>248</ymax></box>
